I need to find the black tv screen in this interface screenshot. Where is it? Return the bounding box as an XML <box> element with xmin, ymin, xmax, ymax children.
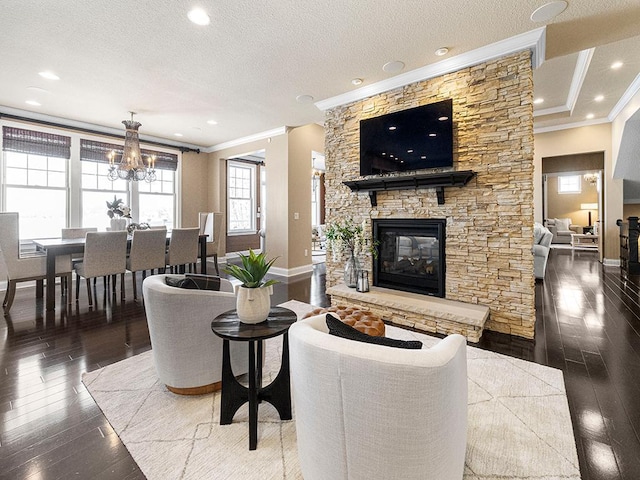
<box><xmin>360</xmin><ymin>99</ymin><xmax>453</xmax><ymax>176</ymax></box>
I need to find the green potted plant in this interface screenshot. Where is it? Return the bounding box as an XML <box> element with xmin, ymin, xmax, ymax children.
<box><xmin>224</xmin><ymin>249</ymin><xmax>279</xmax><ymax>323</ymax></box>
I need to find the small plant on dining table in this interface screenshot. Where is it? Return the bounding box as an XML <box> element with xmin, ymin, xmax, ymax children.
<box><xmin>106</xmin><ymin>196</ymin><xmax>132</xmax><ymax>218</ymax></box>
<box><xmin>223</xmin><ymin>249</ymin><xmax>279</xmax><ymax>288</ymax></box>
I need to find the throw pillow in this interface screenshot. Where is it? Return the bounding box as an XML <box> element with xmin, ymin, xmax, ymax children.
<box><xmin>164</xmin><ymin>274</ymin><xmax>222</xmax><ymax>291</ymax></box>
<box><xmin>325</xmin><ymin>314</ymin><xmax>423</xmax><ymax>349</ymax></box>
<box><xmin>554</xmin><ymin>218</ymin><xmax>571</xmax><ymax>231</ymax></box>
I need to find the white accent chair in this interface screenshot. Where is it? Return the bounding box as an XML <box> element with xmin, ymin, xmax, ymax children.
<box><xmin>142</xmin><ymin>274</ymin><xmax>248</xmax><ymax>394</ymax></box>
<box><xmin>1</xmin><ymin>212</ymin><xmax>73</xmax><ymax>314</ymax></box>
<box><xmin>199</xmin><ymin>212</ymin><xmax>224</xmax><ymax>275</ymax></box>
<box><xmin>545</xmin><ymin>218</ymin><xmax>582</xmax><ymax>244</ymax></box>
<box><xmin>126</xmin><ymin>228</ymin><xmax>167</xmax><ymax>299</ymax></box>
<box><xmin>74</xmin><ymin>231</ymin><xmax>128</xmax><ymax>306</ymax></box>
<box><xmin>289</xmin><ymin>314</ymin><xmax>468</xmax><ymax>480</ymax></box>
<box><xmin>166</xmin><ymin>227</ymin><xmax>200</xmax><ymax>274</ymax></box>
<box><xmin>533</xmin><ymin>223</ymin><xmax>553</xmax><ymax>280</ymax></box>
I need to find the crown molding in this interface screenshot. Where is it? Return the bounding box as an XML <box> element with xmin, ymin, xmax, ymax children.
<box><xmin>206</xmin><ymin>126</ymin><xmax>287</xmax><ymax>153</ymax></box>
<box><xmin>534</xmin><ymin>116</ymin><xmax>609</xmax><ymax>134</ymax></box>
<box><xmin>608</xmin><ymin>72</ymin><xmax>640</xmax><ymax>121</ymax></box>
<box><xmin>567</xmin><ymin>48</ymin><xmax>594</xmax><ymax>115</ymax></box>
<box><xmin>314</xmin><ymin>27</ymin><xmax>546</xmax><ymax>111</ymax></box>
<box><xmin>0</xmin><ymin>106</ymin><xmax>202</xmax><ymax>150</ymax></box>
<box><xmin>534</xmin><ymin>105</ymin><xmax>570</xmax><ymax>117</ymax></box>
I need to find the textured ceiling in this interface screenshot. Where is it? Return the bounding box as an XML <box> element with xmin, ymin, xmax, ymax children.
<box><xmin>0</xmin><ymin>0</ymin><xmax>639</xmax><ymax>148</ymax></box>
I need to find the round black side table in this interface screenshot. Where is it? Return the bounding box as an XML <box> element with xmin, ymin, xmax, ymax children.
<box><xmin>211</xmin><ymin>306</ymin><xmax>296</xmax><ymax>450</ymax></box>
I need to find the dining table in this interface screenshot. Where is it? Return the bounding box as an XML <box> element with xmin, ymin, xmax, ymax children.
<box><xmin>34</xmin><ymin>233</ymin><xmax>208</xmax><ymax>311</ymax></box>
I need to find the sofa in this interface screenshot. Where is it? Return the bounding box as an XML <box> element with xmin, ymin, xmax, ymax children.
<box><xmin>533</xmin><ymin>223</ymin><xmax>553</xmax><ymax>280</ymax></box>
<box><xmin>289</xmin><ymin>313</ymin><xmax>468</xmax><ymax>480</ymax></box>
<box><xmin>544</xmin><ymin>218</ymin><xmax>582</xmax><ymax>244</ymax></box>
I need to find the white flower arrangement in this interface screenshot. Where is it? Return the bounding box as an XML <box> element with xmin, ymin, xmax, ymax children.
<box><xmin>325</xmin><ymin>219</ymin><xmax>375</xmax><ymax>262</ymax></box>
<box><xmin>106</xmin><ymin>196</ymin><xmax>132</xmax><ymax>218</ymax></box>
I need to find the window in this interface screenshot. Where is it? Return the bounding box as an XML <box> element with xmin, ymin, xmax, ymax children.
<box><xmin>138</xmin><ymin>169</ymin><xmax>175</xmax><ymax>229</ymax></box>
<box><xmin>558</xmin><ymin>175</ymin><xmax>581</xmax><ymax>194</ymax></box>
<box><xmin>2</xmin><ymin>127</ymin><xmax>70</xmax><ymax>239</ymax></box>
<box><xmin>227</xmin><ymin>161</ymin><xmax>256</xmax><ymax>233</ymax></box>
<box><xmin>80</xmin><ymin>138</ymin><xmax>177</xmax><ymax>230</ymax></box>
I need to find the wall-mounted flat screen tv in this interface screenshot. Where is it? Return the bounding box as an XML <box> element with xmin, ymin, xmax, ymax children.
<box><xmin>360</xmin><ymin>99</ymin><xmax>453</xmax><ymax>176</ymax></box>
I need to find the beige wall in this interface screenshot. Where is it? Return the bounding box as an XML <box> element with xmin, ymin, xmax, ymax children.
<box><xmin>534</xmin><ymin>124</ymin><xmax>622</xmax><ymax>262</ymax></box>
<box><xmin>546</xmin><ymin>175</ymin><xmax>599</xmax><ymax>225</ymax></box>
<box><xmin>623</xmin><ymin>203</ymin><xmax>640</xmax><ymax>219</ymax></box>
<box><xmin>180</xmin><ymin>151</ymin><xmax>209</xmax><ymax>228</ymax></box>
<box><xmin>207</xmin><ymin>127</ymin><xmax>324</xmax><ymax>272</ymax></box>
<box><xmin>287</xmin><ymin>124</ymin><xmax>325</xmax><ymax>269</ymax></box>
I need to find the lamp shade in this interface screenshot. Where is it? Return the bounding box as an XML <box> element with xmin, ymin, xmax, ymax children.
<box><xmin>580</xmin><ymin>203</ymin><xmax>598</xmax><ymax>210</ymax></box>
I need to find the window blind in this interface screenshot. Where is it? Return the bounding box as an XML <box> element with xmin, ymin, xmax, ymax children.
<box><xmin>80</xmin><ymin>139</ymin><xmax>178</xmax><ymax>171</ymax></box>
<box><xmin>2</xmin><ymin>126</ymin><xmax>71</xmax><ymax>159</ymax></box>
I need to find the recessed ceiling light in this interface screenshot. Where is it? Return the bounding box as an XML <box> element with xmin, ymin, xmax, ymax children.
<box><xmin>586</xmin><ymin>113</ymin><xmax>595</xmax><ymax>119</ymax></box>
<box><xmin>351</xmin><ymin>78</ymin><xmax>363</xmax><ymax>86</ymax></box>
<box><xmin>25</xmin><ymin>100</ymin><xmax>41</xmax><ymax>106</ymax></box>
<box><xmin>611</xmin><ymin>61</ymin><xmax>623</xmax><ymax>70</ymax></box>
<box><xmin>296</xmin><ymin>94</ymin><xmax>314</xmax><ymax>104</ymax></box>
<box><xmin>407</xmin><ymin>149</ymin><xmax>413</xmax><ymax>153</ymax></box>
<box><xmin>187</xmin><ymin>8</ymin><xmax>210</xmax><ymax>26</ymax></box>
<box><xmin>429</xmin><ymin>133</ymin><xmax>437</xmax><ymax>137</ymax></box>
<box><xmin>174</xmin><ymin>133</ymin><xmax>184</xmax><ymax>137</ymax></box>
<box><xmin>382</xmin><ymin>61</ymin><xmax>405</xmax><ymax>73</ymax></box>
<box><xmin>38</xmin><ymin>71</ymin><xmax>59</xmax><ymax>80</ymax></box>
<box><xmin>594</xmin><ymin>95</ymin><xmax>604</xmax><ymax>102</ymax></box>
<box><xmin>388</xmin><ymin>126</ymin><xmax>397</xmax><ymax>131</ymax></box>
<box><xmin>421</xmin><ymin>156</ymin><xmax>427</xmax><ymax>159</ymax></box>
<box><xmin>530</xmin><ymin>1</ymin><xmax>568</xmax><ymax>23</ymax></box>
<box><xmin>438</xmin><ymin>116</ymin><xmax>449</xmax><ymax>121</ymax></box>
<box><xmin>206</xmin><ymin>119</ymin><xmax>218</xmax><ymax>125</ymax></box>
<box><xmin>434</xmin><ymin>47</ymin><xmax>449</xmax><ymax>57</ymax></box>
<box><xmin>533</xmin><ymin>98</ymin><xmax>544</xmax><ymax>105</ymax></box>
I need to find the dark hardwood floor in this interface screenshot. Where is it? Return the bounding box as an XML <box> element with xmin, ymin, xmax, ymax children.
<box><xmin>1</xmin><ymin>252</ymin><xmax>639</xmax><ymax>479</ymax></box>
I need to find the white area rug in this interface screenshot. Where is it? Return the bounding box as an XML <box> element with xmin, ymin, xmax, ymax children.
<box><xmin>82</xmin><ymin>300</ymin><xmax>580</xmax><ymax>480</ymax></box>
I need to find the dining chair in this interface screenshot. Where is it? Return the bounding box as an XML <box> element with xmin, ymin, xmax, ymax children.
<box><xmin>165</xmin><ymin>228</ymin><xmax>200</xmax><ymax>274</ymax></box>
<box><xmin>74</xmin><ymin>231</ymin><xmax>128</xmax><ymax>307</ymax></box>
<box><xmin>0</xmin><ymin>212</ymin><xmax>72</xmax><ymax>314</ymax></box>
<box><xmin>61</xmin><ymin>227</ymin><xmax>98</xmax><ymax>268</ymax></box>
<box><xmin>126</xmin><ymin>228</ymin><xmax>167</xmax><ymax>300</ymax></box>
<box><xmin>199</xmin><ymin>212</ymin><xmax>224</xmax><ymax>275</ymax></box>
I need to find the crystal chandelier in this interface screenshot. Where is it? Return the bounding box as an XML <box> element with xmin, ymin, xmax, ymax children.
<box><xmin>107</xmin><ymin>112</ymin><xmax>157</xmax><ymax>182</ymax></box>
<box><xmin>583</xmin><ymin>172</ymin><xmax>598</xmax><ymax>186</ymax></box>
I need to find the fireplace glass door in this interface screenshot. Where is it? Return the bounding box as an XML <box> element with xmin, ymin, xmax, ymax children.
<box><xmin>373</xmin><ymin>219</ymin><xmax>446</xmax><ymax>297</ymax></box>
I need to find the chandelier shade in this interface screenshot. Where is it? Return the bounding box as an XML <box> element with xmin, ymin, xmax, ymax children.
<box><xmin>107</xmin><ymin>112</ymin><xmax>156</xmax><ymax>183</ymax></box>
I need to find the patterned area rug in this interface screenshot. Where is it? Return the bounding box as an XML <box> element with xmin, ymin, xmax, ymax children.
<box><xmin>82</xmin><ymin>300</ymin><xmax>580</xmax><ymax>480</ymax></box>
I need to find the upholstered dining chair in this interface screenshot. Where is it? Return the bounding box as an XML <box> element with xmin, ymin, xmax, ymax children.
<box><xmin>74</xmin><ymin>231</ymin><xmax>128</xmax><ymax>306</ymax></box>
<box><xmin>61</xmin><ymin>227</ymin><xmax>98</xmax><ymax>267</ymax></box>
<box><xmin>0</xmin><ymin>212</ymin><xmax>72</xmax><ymax>314</ymax></box>
<box><xmin>199</xmin><ymin>212</ymin><xmax>224</xmax><ymax>275</ymax></box>
<box><xmin>289</xmin><ymin>314</ymin><xmax>468</xmax><ymax>480</ymax></box>
<box><xmin>165</xmin><ymin>227</ymin><xmax>200</xmax><ymax>274</ymax></box>
<box><xmin>126</xmin><ymin>228</ymin><xmax>167</xmax><ymax>300</ymax></box>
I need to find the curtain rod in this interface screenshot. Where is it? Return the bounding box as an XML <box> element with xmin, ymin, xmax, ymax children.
<box><xmin>0</xmin><ymin>112</ymin><xmax>201</xmax><ymax>154</ymax></box>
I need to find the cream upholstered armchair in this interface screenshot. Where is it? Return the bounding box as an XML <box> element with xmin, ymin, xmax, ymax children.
<box><xmin>289</xmin><ymin>314</ymin><xmax>468</xmax><ymax>480</ymax></box>
<box><xmin>0</xmin><ymin>212</ymin><xmax>72</xmax><ymax>314</ymax></box>
<box><xmin>142</xmin><ymin>274</ymin><xmax>248</xmax><ymax>394</ymax></box>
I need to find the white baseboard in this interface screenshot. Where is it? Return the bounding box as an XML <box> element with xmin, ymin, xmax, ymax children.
<box><xmin>603</xmin><ymin>258</ymin><xmax>621</xmax><ymax>267</ymax></box>
<box><xmin>270</xmin><ymin>264</ymin><xmax>314</xmax><ymax>278</ymax></box>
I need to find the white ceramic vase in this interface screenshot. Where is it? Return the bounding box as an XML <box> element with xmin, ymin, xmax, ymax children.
<box><xmin>110</xmin><ymin>218</ymin><xmax>127</xmax><ymax>231</ymax></box>
<box><xmin>236</xmin><ymin>285</ymin><xmax>273</xmax><ymax>324</ymax></box>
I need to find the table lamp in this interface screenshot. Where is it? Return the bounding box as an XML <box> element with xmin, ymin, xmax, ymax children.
<box><xmin>581</xmin><ymin>203</ymin><xmax>598</xmax><ymax>226</ymax></box>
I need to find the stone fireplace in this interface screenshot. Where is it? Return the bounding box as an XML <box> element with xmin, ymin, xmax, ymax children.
<box><xmin>322</xmin><ymin>50</ymin><xmax>536</xmax><ymax>339</ymax></box>
<box><xmin>373</xmin><ymin>218</ymin><xmax>445</xmax><ymax>298</ymax></box>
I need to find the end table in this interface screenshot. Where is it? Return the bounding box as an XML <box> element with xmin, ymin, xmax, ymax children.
<box><xmin>211</xmin><ymin>306</ymin><xmax>296</xmax><ymax>450</ymax></box>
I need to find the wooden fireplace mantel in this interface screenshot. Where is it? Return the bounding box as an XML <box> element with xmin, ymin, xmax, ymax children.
<box><xmin>343</xmin><ymin>170</ymin><xmax>476</xmax><ymax>206</ymax></box>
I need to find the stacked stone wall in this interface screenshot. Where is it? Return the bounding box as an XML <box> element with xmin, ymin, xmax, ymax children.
<box><xmin>324</xmin><ymin>51</ymin><xmax>535</xmax><ymax>338</ymax></box>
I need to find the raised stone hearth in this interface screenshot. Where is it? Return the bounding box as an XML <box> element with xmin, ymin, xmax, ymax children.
<box><xmin>327</xmin><ymin>284</ymin><xmax>489</xmax><ymax>342</ymax></box>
